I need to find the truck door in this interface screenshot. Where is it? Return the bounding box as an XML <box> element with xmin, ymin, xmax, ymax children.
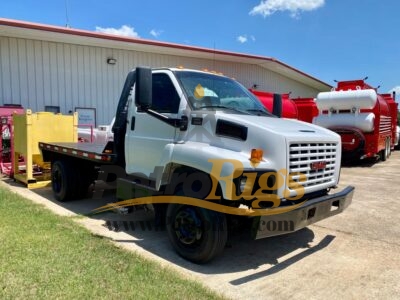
<box><xmin>125</xmin><ymin>71</ymin><xmax>182</xmax><ymax>178</ymax></box>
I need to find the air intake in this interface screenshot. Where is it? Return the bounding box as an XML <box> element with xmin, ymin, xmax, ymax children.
<box><xmin>216</xmin><ymin>120</ymin><xmax>248</xmax><ymax>141</ymax></box>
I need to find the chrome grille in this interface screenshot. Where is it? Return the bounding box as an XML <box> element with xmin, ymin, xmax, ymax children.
<box><xmin>289</xmin><ymin>143</ymin><xmax>337</xmax><ymax>190</ymax></box>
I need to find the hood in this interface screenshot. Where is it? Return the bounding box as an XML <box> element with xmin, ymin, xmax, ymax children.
<box><xmin>181</xmin><ymin>110</ymin><xmax>341</xmax><ymax>168</ymax></box>
<box><xmin>213</xmin><ymin>111</ymin><xmax>340</xmax><ymax>141</ymax></box>
<box><xmin>176</xmin><ymin>110</ymin><xmax>341</xmax><ymax>198</ymax></box>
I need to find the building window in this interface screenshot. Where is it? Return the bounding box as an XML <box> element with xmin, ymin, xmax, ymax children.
<box><xmin>75</xmin><ymin>107</ymin><xmax>96</xmax><ymax>128</ymax></box>
<box><xmin>45</xmin><ymin>106</ymin><xmax>60</xmax><ymax>113</ymax></box>
<box><xmin>2</xmin><ymin>103</ymin><xmax>23</xmax><ymax>108</ymax></box>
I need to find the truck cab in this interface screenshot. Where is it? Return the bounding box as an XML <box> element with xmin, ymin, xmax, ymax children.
<box><xmin>113</xmin><ymin>68</ymin><xmax>346</xmax><ymax>200</ymax></box>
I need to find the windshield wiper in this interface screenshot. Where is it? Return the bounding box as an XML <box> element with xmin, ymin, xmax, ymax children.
<box><xmin>197</xmin><ymin>105</ymin><xmax>251</xmax><ymax>115</ymax></box>
<box><xmin>246</xmin><ymin>109</ymin><xmax>274</xmax><ymax>116</ymax></box>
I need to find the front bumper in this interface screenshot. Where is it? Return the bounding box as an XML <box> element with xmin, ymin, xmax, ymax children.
<box><xmin>252</xmin><ymin>185</ymin><xmax>355</xmax><ymax>239</ymax></box>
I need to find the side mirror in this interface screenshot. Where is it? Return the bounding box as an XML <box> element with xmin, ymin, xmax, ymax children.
<box><xmin>135</xmin><ymin>67</ymin><xmax>152</xmax><ymax>109</ymax></box>
<box><xmin>272</xmin><ymin>93</ymin><xmax>282</xmax><ymax>118</ymax></box>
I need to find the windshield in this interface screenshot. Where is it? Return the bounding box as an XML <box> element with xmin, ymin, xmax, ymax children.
<box><xmin>175</xmin><ymin>71</ymin><xmax>272</xmax><ymax>115</ymax></box>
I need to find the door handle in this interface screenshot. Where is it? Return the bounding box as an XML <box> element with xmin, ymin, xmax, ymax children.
<box><xmin>131</xmin><ymin>116</ymin><xmax>135</xmax><ymax>131</ymax></box>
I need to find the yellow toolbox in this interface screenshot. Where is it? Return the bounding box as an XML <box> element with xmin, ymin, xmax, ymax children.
<box><xmin>12</xmin><ymin>110</ymin><xmax>78</xmax><ymax>188</ymax></box>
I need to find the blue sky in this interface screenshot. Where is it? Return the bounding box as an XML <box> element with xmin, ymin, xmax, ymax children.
<box><xmin>2</xmin><ymin>0</ymin><xmax>400</xmax><ymax>100</ymax></box>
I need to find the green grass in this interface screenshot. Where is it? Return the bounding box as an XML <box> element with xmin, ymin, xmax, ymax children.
<box><xmin>0</xmin><ymin>186</ymin><xmax>223</xmax><ymax>299</ymax></box>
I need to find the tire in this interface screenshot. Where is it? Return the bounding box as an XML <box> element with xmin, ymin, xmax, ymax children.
<box><xmin>51</xmin><ymin>160</ymin><xmax>76</xmax><ymax>202</ymax></box>
<box><xmin>380</xmin><ymin>138</ymin><xmax>389</xmax><ymax>162</ymax></box>
<box><xmin>379</xmin><ymin>149</ymin><xmax>387</xmax><ymax>162</ymax></box>
<box><xmin>166</xmin><ymin>204</ymin><xmax>227</xmax><ymax>264</ymax></box>
<box><xmin>165</xmin><ymin>168</ymin><xmax>214</xmax><ymax>199</ymax></box>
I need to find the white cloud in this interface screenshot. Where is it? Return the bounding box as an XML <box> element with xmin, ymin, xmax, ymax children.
<box><xmin>237</xmin><ymin>35</ymin><xmax>256</xmax><ymax>44</ymax></box>
<box><xmin>95</xmin><ymin>25</ymin><xmax>140</xmax><ymax>38</ymax></box>
<box><xmin>237</xmin><ymin>35</ymin><xmax>248</xmax><ymax>43</ymax></box>
<box><xmin>150</xmin><ymin>29</ymin><xmax>163</xmax><ymax>38</ymax></box>
<box><xmin>250</xmin><ymin>0</ymin><xmax>325</xmax><ymax>18</ymax></box>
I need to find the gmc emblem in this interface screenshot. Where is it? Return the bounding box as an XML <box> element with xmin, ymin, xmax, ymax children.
<box><xmin>310</xmin><ymin>161</ymin><xmax>327</xmax><ymax>170</ymax></box>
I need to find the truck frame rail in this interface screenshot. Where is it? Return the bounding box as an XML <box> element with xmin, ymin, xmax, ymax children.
<box><xmin>39</xmin><ymin>142</ymin><xmax>116</xmax><ymax>164</ymax></box>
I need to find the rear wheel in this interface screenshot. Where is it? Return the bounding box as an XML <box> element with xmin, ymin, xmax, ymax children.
<box><xmin>166</xmin><ymin>204</ymin><xmax>227</xmax><ymax>264</ymax></box>
<box><xmin>51</xmin><ymin>160</ymin><xmax>75</xmax><ymax>202</ymax></box>
<box><xmin>380</xmin><ymin>138</ymin><xmax>390</xmax><ymax>162</ymax></box>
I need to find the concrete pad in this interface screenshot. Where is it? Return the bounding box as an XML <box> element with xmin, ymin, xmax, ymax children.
<box><xmin>1</xmin><ymin>151</ymin><xmax>399</xmax><ymax>299</ymax></box>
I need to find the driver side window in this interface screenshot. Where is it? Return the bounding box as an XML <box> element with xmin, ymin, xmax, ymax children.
<box><xmin>152</xmin><ymin>74</ymin><xmax>180</xmax><ymax>113</ymax></box>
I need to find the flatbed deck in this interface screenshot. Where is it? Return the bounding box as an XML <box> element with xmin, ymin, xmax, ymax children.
<box><xmin>39</xmin><ymin>142</ymin><xmax>116</xmax><ymax>163</ymax></box>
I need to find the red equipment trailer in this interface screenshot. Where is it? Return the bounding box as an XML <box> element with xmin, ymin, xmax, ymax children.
<box><xmin>249</xmin><ymin>89</ymin><xmax>318</xmax><ymax>122</ymax></box>
<box><xmin>314</xmin><ymin>80</ymin><xmax>393</xmax><ymax>161</ymax></box>
<box><xmin>249</xmin><ymin>89</ymin><xmax>296</xmax><ymax>119</ymax></box>
<box><xmin>0</xmin><ymin>105</ymin><xmax>24</xmax><ymax>176</ymax></box>
<box><xmin>291</xmin><ymin>97</ymin><xmax>319</xmax><ymax>123</ymax></box>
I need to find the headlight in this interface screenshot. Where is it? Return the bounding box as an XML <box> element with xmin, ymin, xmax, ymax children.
<box><xmin>239</xmin><ymin>177</ymin><xmax>247</xmax><ymax>193</ymax></box>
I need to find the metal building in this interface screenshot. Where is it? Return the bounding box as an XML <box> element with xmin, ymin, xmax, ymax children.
<box><xmin>0</xmin><ymin>18</ymin><xmax>331</xmax><ymax>126</ymax></box>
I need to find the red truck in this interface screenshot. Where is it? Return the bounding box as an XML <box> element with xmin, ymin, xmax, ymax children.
<box><xmin>314</xmin><ymin>79</ymin><xmax>395</xmax><ymax>161</ymax></box>
<box><xmin>380</xmin><ymin>92</ymin><xmax>398</xmax><ymax>151</ymax></box>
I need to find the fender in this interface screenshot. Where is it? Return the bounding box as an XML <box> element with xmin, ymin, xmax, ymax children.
<box><xmin>155</xmin><ymin>141</ymin><xmax>282</xmax><ymax>200</ymax></box>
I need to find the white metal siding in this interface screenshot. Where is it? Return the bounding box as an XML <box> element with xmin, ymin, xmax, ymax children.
<box><xmin>0</xmin><ymin>36</ymin><xmax>319</xmax><ymax>125</ymax></box>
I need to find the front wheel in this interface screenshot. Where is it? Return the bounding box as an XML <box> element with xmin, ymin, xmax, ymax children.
<box><xmin>166</xmin><ymin>204</ymin><xmax>227</xmax><ymax>264</ymax></box>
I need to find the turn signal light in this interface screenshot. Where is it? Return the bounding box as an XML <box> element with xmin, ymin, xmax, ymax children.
<box><xmin>250</xmin><ymin>148</ymin><xmax>263</xmax><ymax>167</ymax></box>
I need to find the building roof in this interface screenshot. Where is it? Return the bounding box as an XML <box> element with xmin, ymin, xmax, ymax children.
<box><xmin>0</xmin><ymin>18</ymin><xmax>331</xmax><ymax>91</ymax></box>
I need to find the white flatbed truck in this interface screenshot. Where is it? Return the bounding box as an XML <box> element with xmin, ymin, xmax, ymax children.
<box><xmin>40</xmin><ymin>67</ymin><xmax>354</xmax><ymax>263</ymax></box>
